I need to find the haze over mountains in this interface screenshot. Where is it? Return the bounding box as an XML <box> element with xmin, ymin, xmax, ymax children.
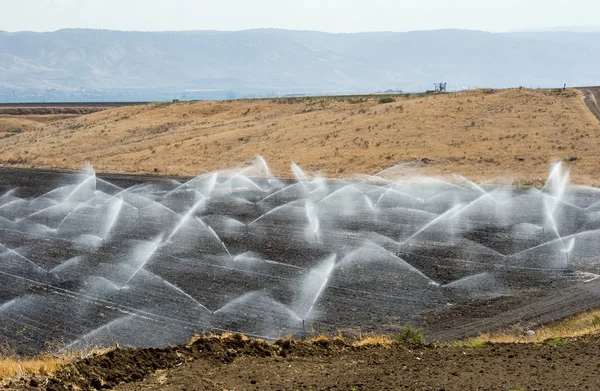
<box><xmin>1</xmin><ymin>28</ymin><xmax>599</xmax><ymax>101</ymax></box>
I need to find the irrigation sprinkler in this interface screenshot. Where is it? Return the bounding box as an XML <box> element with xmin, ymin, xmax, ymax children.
<box><xmin>0</xmin><ymin>157</ymin><xmax>593</xmax><ymax>355</ymax></box>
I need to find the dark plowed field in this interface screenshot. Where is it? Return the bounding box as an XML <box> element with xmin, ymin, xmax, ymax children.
<box><xmin>2</xmin><ymin>164</ymin><xmax>600</xmax><ymax>356</ymax></box>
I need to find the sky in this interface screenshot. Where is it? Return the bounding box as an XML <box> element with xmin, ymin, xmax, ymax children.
<box><xmin>1</xmin><ymin>0</ymin><xmax>599</xmax><ymax>33</ymax></box>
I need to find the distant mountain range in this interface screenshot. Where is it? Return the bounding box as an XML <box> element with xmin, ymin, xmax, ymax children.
<box><xmin>1</xmin><ymin>29</ymin><xmax>599</xmax><ymax>101</ymax></box>
<box><xmin>515</xmin><ymin>25</ymin><xmax>600</xmax><ymax>33</ymax></box>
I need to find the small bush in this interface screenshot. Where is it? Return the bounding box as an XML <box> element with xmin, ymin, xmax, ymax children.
<box><xmin>591</xmin><ymin>315</ymin><xmax>600</xmax><ymax>326</ymax></box>
<box><xmin>378</xmin><ymin>97</ymin><xmax>396</xmax><ymax>104</ymax></box>
<box><xmin>348</xmin><ymin>97</ymin><xmax>367</xmax><ymax>104</ymax></box>
<box><xmin>392</xmin><ymin>325</ymin><xmax>425</xmax><ymax>344</ymax></box>
<box><xmin>466</xmin><ymin>339</ymin><xmax>488</xmax><ymax>349</ymax></box>
<box><xmin>546</xmin><ymin>337</ymin><xmax>568</xmax><ymax>347</ymax></box>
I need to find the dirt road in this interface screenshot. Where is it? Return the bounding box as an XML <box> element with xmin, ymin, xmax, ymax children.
<box><xmin>578</xmin><ymin>86</ymin><xmax>600</xmax><ymax>123</ymax></box>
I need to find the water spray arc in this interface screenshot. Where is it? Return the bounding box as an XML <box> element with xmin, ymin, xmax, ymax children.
<box><xmin>1</xmin><ymin>157</ymin><xmax>599</xmax><ymax>354</ymax></box>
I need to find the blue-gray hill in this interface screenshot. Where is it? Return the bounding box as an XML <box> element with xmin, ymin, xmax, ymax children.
<box><xmin>0</xmin><ymin>29</ymin><xmax>599</xmax><ymax>101</ymax></box>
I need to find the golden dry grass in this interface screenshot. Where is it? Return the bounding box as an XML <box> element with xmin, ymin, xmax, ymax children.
<box><xmin>0</xmin><ymin>88</ymin><xmax>599</xmax><ymax>185</ymax></box>
<box><xmin>352</xmin><ymin>335</ymin><xmax>393</xmax><ymax>348</ymax></box>
<box><xmin>189</xmin><ymin>332</ymin><xmax>252</xmax><ymax>345</ymax></box>
<box><xmin>458</xmin><ymin>308</ymin><xmax>600</xmax><ymax>346</ymax></box>
<box><xmin>0</xmin><ymin>345</ymin><xmax>112</xmax><ymax>381</ymax></box>
<box><xmin>0</xmin><ymin>356</ymin><xmax>68</xmax><ymax>379</ymax></box>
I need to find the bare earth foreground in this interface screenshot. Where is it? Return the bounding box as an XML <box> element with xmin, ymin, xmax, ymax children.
<box><xmin>3</xmin><ymin>335</ymin><xmax>600</xmax><ymax>391</ymax></box>
<box><xmin>1</xmin><ymin>88</ymin><xmax>600</xmax><ymax>185</ymax></box>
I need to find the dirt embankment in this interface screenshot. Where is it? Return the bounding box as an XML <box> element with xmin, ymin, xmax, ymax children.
<box><xmin>1</xmin><ymin>88</ymin><xmax>600</xmax><ymax>185</ymax></box>
<box><xmin>3</xmin><ymin>334</ymin><xmax>600</xmax><ymax>391</ymax></box>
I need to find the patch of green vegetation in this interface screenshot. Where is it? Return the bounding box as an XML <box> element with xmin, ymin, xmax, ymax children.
<box><xmin>378</xmin><ymin>96</ymin><xmax>396</xmax><ymax>104</ymax></box>
<box><xmin>591</xmin><ymin>315</ymin><xmax>600</xmax><ymax>326</ymax></box>
<box><xmin>465</xmin><ymin>339</ymin><xmax>488</xmax><ymax>349</ymax></box>
<box><xmin>392</xmin><ymin>325</ymin><xmax>425</xmax><ymax>344</ymax></box>
<box><xmin>546</xmin><ymin>337</ymin><xmax>568</xmax><ymax>347</ymax></box>
<box><xmin>347</xmin><ymin>97</ymin><xmax>367</xmax><ymax>104</ymax></box>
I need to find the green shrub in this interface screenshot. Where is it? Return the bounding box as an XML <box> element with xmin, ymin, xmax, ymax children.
<box><xmin>347</xmin><ymin>97</ymin><xmax>367</xmax><ymax>104</ymax></box>
<box><xmin>546</xmin><ymin>337</ymin><xmax>568</xmax><ymax>347</ymax></box>
<box><xmin>466</xmin><ymin>339</ymin><xmax>488</xmax><ymax>349</ymax></box>
<box><xmin>378</xmin><ymin>96</ymin><xmax>396</xmax><ymax>104</ymax></box>
<box><xmin>592</xmin><ymin>315</ymin><xmax>600</xmax><ymax>326</ymax></box>
<box><xmin>392</xmin><ymin>325</ymin><xmax>425</xmax><ymax>344</ymax></box>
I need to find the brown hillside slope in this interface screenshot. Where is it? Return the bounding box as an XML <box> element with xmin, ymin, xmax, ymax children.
<box><xmin>1</xmin><ymin>88</ymin><xmax>599</xmax><ymax>185</ymax></box>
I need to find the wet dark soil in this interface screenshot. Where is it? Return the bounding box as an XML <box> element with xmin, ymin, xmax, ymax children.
<box><xmin>2</xmin><ymin>168</ymin><xmax>600</xmax><ymax>356</ymax></box>
<box><xmin>3</xmin><ymin>334</ymin><xmax>600</xmax><ymax>390</ymax></box>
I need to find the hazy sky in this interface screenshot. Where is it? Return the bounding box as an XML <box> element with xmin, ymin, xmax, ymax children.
<box><xmin>1</xmin><ymin>0</ymin><xmax>599</xmax><ymax>33</ymax></box>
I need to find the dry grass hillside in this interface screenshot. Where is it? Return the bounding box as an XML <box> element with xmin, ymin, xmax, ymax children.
<box><xmin>1</xmin><ymin>88</ymin><xmax>599</xmax><ymax>185</ymax></box>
